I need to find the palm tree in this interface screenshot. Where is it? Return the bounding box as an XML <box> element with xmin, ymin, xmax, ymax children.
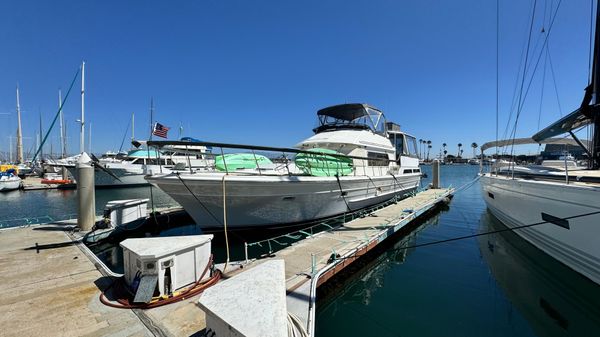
<box><xmin>457</xmin><ymin>143</ymin><xmax>463</xmax><ymax>158</ymax></box>
<box><xmin>418</xmin><ymin>139</ymin><xmax>423</xmax><ymax>158</ymax></box>
<box><xmin>426</xmin><ymin>140</ymin><xmax>432</xmax><ymax>161</ymax></box>
<box><xmin>442</xmin><ymin>143</ymin><xmax>447</xmax><ymax>160</ymax></box>
<box><xmin>471</xmin><ymin>142</ymin><xmax>478</xmax><ymax>159</ymax></box>
<box><xmin>427</xmin><ymin>144</ymin><xmax>432</xmax><ymax>161</ymax></box>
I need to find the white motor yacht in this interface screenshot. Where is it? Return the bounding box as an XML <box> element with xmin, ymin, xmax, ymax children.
<box><xmin>146</xmin><ymin>103</ymin><xmax>422</xmax><ymax>229</ymax></box>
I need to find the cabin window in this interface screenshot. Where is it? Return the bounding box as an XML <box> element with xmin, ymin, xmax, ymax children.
<box><xmin>403</xmin><ymin>169</ymin><xmax>412</xmax><ymax>174</ymax></box>
<box><xmin>146</xmin><ymin>158</ymin><xmax>166</xmax><ymax>165</ymax></box>
<box><xmin>388</xmin><ymin>133</ymin><xmax>404</xmax><ymax>160</ymax></box>
<box><xmin>367</xmin><ymin>152</ymin><xmax>389</xmax><ymax>166</ymax></box>
<box><xmin>405</xmin><ymin>136</ymin><xmax>418</xmax><ymax>158</ymax></box>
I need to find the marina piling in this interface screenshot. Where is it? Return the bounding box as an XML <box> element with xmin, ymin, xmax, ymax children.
<box><xmin>432</xmin><ymin>159</ymin><xmax>441</xmax><ymax>188</ymax></box>
<box><xmin>77</xmin><ymin>152</ymin><xmax>95</xmax><ymax>231</ymax></box>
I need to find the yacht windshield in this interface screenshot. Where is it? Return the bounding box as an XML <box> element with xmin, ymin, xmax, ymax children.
<box><xmin>315</xmin><ymin>104</ymin><xmax>386</xmax><ymax>134</ymax></box>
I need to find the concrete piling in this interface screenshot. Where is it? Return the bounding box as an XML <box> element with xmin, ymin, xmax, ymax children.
<box><xmin>432</xmin><ymin>159</ymin><xmax>441</xmax><ymax>189</ymax></box>
<box><xmin>77</xmin><ymin>152</ymin><xmax>95</xmax><ymax>231</ymax></box>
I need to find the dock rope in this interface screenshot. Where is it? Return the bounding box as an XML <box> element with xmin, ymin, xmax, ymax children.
<box><xmin>222</xmin><ymin>175</ymin><xmax>230</xmax><ymax>273</ymax></box>
<box><xmin>175</xmin><ymin>172</ymin><xmax>223</xmax><ymax>226</ymax></box>
<box><xmin>332</xmin><ymin>208</ymin><xmax>600</xmax><ymax>260</ymax></box>
<box><xmin>334</xmin><ymin>174</ymin><xmax>351</xmax><ymax>212</ymax></box>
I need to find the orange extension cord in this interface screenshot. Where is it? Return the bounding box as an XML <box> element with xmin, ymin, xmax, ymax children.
<box><xmin>99</xmin><ymin>255</ymin><xmax>221</xmax><ymax>309</ymax></box>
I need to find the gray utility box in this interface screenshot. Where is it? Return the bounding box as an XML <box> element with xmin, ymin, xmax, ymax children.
<box><xmin>103</xmin><ymin>199</ymin><xmax>149</xmax><ymax>227</ymax></box>
<box><xmin>120</xmin><ymin>235</ymin><xmax>213</xmax><ymax>297</ymax></box>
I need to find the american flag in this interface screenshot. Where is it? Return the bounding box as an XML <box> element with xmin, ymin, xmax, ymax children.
<box><xmin>152</xmin><ymin>122</ymin><xmax>170</xmax><ymax>138</ymax></box>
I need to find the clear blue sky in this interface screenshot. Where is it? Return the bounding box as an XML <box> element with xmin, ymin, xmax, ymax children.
<box><xmin>0</xmin><ymin>0</ymin><xmax>593</xmax><ymax>159</ymax></box>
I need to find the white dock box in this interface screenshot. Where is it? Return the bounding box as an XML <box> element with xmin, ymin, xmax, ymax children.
<box><xmin>120</xmin><ymin>235</ymin><xmax>213</xmax><ymax>297</ymax></box>
<box><xmin>104</xmin><ymin>199</ymin><xmax>149</xmax><ymax>227</ymax></box>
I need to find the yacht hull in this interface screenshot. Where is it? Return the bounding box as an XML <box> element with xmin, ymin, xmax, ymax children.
<box><xmin>66</xmin><ymin>165</ymin><xmax>169</xmax><ymax>188</ymax></box>
<box><xmin>146</xmin><ymin>173</ymin><xmax>420</xmax><ymax>229</ymax></box>
<box><xmin>480</xmin><ymin>173</ymin><xmax>600</xmax><ymax>285</ymax></box>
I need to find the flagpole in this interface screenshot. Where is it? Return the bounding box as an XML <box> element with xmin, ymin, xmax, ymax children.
<box><xmin>149</xmin><ymin>97</ymin><xmax>154</xmax><ymax>141</ymax></box>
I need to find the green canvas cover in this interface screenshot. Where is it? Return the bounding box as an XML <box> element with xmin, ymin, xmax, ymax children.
<box><xmin>215</xmin><ymin>153</ymin><xmax>273</xmax><ymax>171</ymax></box>
<box><xmin>295</xmin><ymin>148</ymin><xmax>353</xmax><ymax>176</ymax></box>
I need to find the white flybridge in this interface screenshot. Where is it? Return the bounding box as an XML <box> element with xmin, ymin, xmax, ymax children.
<box><xmin>480</xmin><ymin>2</ymin><xmax>600</xmax><ymax>286</ymax></box>
<box><xmin>146</xmin><ymin>103</ymin><xmax>422</xmax><ymax>229</ymax></box>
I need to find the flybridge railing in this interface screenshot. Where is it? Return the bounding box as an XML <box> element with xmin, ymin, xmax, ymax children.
<box><xmin>145</xmin><ymin>140</ymin><xmax>397</xmax><ymax>177</ymax></box>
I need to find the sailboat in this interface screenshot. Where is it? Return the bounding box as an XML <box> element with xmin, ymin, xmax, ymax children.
<box><xmin>146</xmin><ymin>103</ymin><xmax>422</xmax><ymax>229</ymax></box>
<box><xmin>480</xmin><ymin>3</ymin><xmax>600</xmax><ymax>285</ymax></box>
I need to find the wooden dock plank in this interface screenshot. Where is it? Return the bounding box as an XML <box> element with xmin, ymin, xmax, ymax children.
<box><xmin>0</xmin><ymin>225</ymin><xmax>153</xmax><ymax>337</ymax></box>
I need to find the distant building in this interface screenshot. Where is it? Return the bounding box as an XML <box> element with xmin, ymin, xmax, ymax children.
<box><xmin>541</xmin><ymin>144</ymin><xmax>586</xmax><ymax>160</ymax></box>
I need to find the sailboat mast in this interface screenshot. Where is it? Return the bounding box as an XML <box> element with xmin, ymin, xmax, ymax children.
<box><xmin>131</xmin><ymin>112</ymin><xmax>135</xmax><ymax>143</ymax></box>
<box><xmin>39</xmin><ymin>111</ymin><xmax>43</xmax><ymax>160</ymax></box>
<box><xmin>58</xmin><ymin>89</ymin><xmax>65</xmax><ymax>158</ymax></box>
<box><xmin>89</xmin><ymin>123</ymin><xmax>92</xmax><ymax>154</ymax></box>
<box><xmin>80</xmin><ymin>61</ymin><xmax>85</xmax><ymax>154</ymax></box>
<box><xmin>15</xmin><ymin>86</ymin><xmax>23</xmax><ymax>163</ymax></box>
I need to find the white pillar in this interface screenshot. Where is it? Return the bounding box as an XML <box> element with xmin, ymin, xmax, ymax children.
<box><xmin>77</xmin><ymin>152</ymin><xmax>95</xmax><ymax>231</ymax></box>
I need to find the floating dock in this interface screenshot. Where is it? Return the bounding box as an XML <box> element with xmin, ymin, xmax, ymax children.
<box><xmin>0</xmin><ymin>187</ymin><xmax>453</xmax><ymax>337</ymax></box>
<box><xmin>247</xmin><ymin>187</ymin><xmax>454</xmax><ymax>335</ymax></box>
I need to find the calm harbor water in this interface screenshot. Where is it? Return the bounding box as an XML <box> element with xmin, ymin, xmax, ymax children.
<box><xmin>0</xmin><ymin>185</ymin><xmax>177</xmax><ymax>228</ymax></box>
<box><xmin>1</xmin><ymin>165</ymin><xmax>599</xmax><ymax>336</ymax></box>
<box><xmin>316</xmin><ymin>165</ymin><xmax>600</xmax><ymax>337</ymax></box>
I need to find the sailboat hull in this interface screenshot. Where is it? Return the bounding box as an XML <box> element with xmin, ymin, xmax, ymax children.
<box><xmin>146</xmin><ymin>172</ymin><xmax>420</xmax><ymax>229</ymax></box>
<box><xmin>0</xmin><ymin>177</ymin><xmax>22</xmax><ymax>192</ymax></box>
<box><xmin>480</xmin><ymin>173</ymin><xmax>600</xmax><ymax>285</ymax></box>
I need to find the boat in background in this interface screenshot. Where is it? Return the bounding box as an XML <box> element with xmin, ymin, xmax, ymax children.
<box><xmin>146</xmin><ymin>103</ymin><xmax>422</xmax><ymax>229</ymax></box>
<box><xmin>0</xmin><ymin>169</ymin><xmax>22</xmax><ymax>192</ymax></box>
<box><xmin>50</xmin><ymin>141</ymin><xmax>212</xmax><ymax>188</ymax></box>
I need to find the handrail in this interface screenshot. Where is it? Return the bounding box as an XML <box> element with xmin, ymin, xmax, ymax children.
<box><xmin>145</xmin><ymin>140</ymin><xmax>395</xmax><ymax>163</ymax></box>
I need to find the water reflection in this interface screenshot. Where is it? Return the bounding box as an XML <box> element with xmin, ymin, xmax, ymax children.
<box><xmin>318</xmin><ymin>211</ymin><xmax>442</xmax><ymax>309</ymax></box>
<box><xmin>479</xmin><ymin>211</ymin><xmax>600</xmax><ymax>337</ymax></box>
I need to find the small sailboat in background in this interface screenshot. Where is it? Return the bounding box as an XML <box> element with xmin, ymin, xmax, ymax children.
<box><xmin>0</xmin><ymin>169</ymin><xmax>22</xmax><ymax>192</ymax></box>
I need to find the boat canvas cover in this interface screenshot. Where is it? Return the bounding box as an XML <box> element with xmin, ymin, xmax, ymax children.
<box><xmin>532</xmin><ymin>108</ymin><xmax>590</xmax><ymax>142</ymax></box>
<box><xmin>215</xmin><ymin>153</ymin><xmax>273</xmax><ymax>171</ymax></box>
<box><xmin>295</xmin><ymin>148</ymin><xmax>353</xmax><ymax>177</ymax></box>
<box><xmin>317</xmin><ymin>103</ymin><xmax>374</xmax><ymax>121</ymax></box>
<box><xmin>480</xmin><ymin>137</ymin><xmax>585</xmax><ymax>152</ymax></box>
